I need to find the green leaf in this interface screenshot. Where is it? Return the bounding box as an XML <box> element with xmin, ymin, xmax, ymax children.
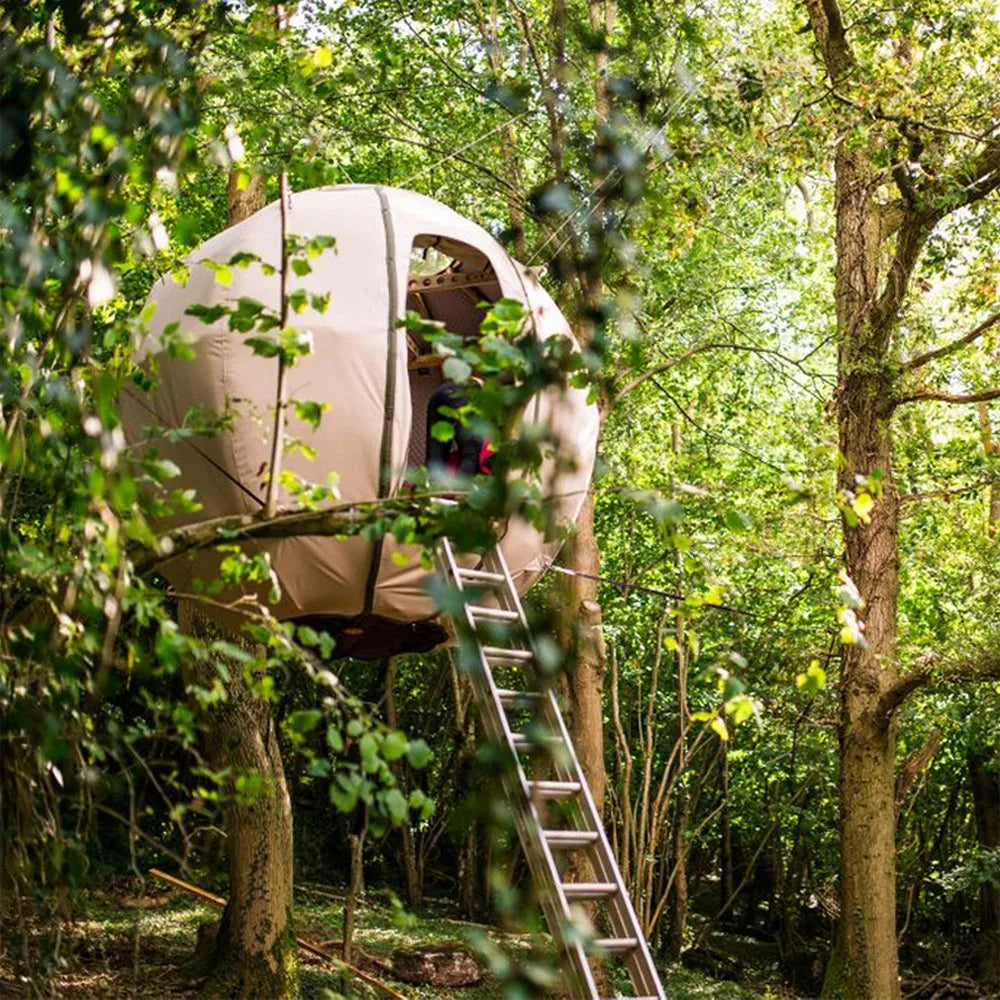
<box><xmin>289</xmin><ymin>709</ymin><xmax>322</xmax><ymax>734</ymax></box>
<box><xmin>359</xmin><ymin>732</ymin><xmax>379</xmax><ymax>773</ymax></box>
<box><xmin>185</xmin><ymin>303</ymin><xmax>228</xmax><ymax>325</ymax></box>
<box><xmin>382</xmin><ymin>730</ymin><xmax>407</xmax><ymax>761</ymax></box>
<box><xmin>229</xmin><ymin>251</ymin><xmax>261</xmax><ymax>268</ymax></box>
<box><xmin>442</xmin><ymin>357</ymin><xmax>472</xmax><ymax>382</ymax></box>
<box><xmin>329</xmin><ymin>775</ymin><xmax>358</xmax><ymax>812</ymax></box>
<box><xmin>709</xmin><ymin>717</ymin><xmax>729</xmax><ymax>741</ymax></box>
<box><xmin>795</xmin><ymin>660</ymin><xmax>827</xmax><ymax>696</ymax></box>
<box><xmin>382</xmin><ymin>787</ymin><xmax>408</xmax><ymax>825</ymax></box>
<box><xmin>245</xmin><ymin>335</ymin><xmax>280</xmax><ymax>358</ymax></box>
<box><xmin>724</xmin><ymin>509</ymin><xmax>751</xmax><ymax>533</ymax></box>
<box><xmin>292</xmin><ymin>399</ymin><xmax>328</xmax><ymax>429</ymax></box>
<box><xmin>430</xmin><ymin>420</ymin><xmax>455</xmax><ymax>442</ymax></box>
<box><xmin>297</xmin><ymin>625</ymin><xmax>320</xmax><ymax>647</ymax></box>
<box><xmin>405</xmin><ymin>739</ymin><xmax>432</xmax><ymax>769</ymax></box>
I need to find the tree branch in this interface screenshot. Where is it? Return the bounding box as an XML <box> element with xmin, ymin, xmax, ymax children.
<box><xmin>131</xmin><ymin>497</ymin><xmax>450</xmax><ymax>574</ymax></box>
<box><xmin>879</xmin><ymin>647</ymin><xmax>1000</xmax><ymax>718</ymax></box>
<box><xmin>899</xmin><ymin>476</ymin><xmax>997</xmax><ymax>505</ymax></box>
<box><xmin>803</xmin><ymin>0</ymin><xmax>855</xmax><ymax>81</ymax></box>
<box><xmin>897</xmin><ymin>386</ymin><xmax>1000</xmax><ymax>406</ymax></box>
<box><xmin>871</xmin><ymin>209</ymin><xmax>931</xmax><ymax>336</ymax></box>
<box><xmin>613</xmin><ymin>342</ymin><xmax>714</xmax><ymax>403</ymax></box>
<box><xmin>953</xmin><ymin>138</ymin><xmax>1000</xmax><ymax>207</ymax></box>
<box><xmin>903</xmin><ymin>308</ymin><xmax>1000</xmax><ymax>371</ymax></box>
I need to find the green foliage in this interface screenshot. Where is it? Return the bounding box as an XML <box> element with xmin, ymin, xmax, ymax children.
<box><xmin>4</xmin><ymin>0</ymin><xmax>1000</xmax><ymax>995</ymax></box>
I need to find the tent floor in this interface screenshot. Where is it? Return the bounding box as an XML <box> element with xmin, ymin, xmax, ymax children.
<box><xmin>289</xmin><ymin>613</ymin><xmax>448</xmax><ymax>660</ymax></box>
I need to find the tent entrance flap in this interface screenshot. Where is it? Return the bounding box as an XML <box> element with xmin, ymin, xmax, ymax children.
<box><xmin>404</xmin><ymin>234</ymin><xmax>502</xmax><ymax>469</ymax></box>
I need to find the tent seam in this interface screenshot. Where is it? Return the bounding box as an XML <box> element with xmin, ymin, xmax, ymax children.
<box><xmin>362</xmin><ymin>186</ymin><xmax>399</xmax><ymax>614</ymax></box>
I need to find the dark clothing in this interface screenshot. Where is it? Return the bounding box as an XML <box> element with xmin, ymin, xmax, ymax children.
<box><xmin>426</xmin><ymin>381</ymin><xmax>483</xmax><ymax>476</ymax></box>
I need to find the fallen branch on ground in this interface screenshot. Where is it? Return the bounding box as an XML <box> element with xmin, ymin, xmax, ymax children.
<box><xmin>148</xmin><ymin>867</ymin><xmax>408</xmax><ymax>1000</ymax></box>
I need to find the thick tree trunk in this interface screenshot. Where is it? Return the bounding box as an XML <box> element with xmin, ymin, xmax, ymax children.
<box><xmin>179</xmin><ymin>602</ymin><xmax>299</xmax><ymax>999</ymax></box>
<box><xmin>559</xmin><ymin>492</ymin><xmax>608</xmax><ymax>993</ymax></box>
<box><xmin>969</xmin><ymin>752</ymin><xmax>1000</xmax><ymax>984</ymax></box>
<box><xmin>825</xmin><ymin>147</ymin><xmax>902</xmax><ymax>1000</ymax></box>
<box><xmin>834</xmin><ymin>403</ymin><xmax>900</xmax><ymax>1000</ymax></box>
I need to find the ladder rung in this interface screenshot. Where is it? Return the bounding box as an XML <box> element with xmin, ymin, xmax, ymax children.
<box><xmin>497</xmin><ymin>689</ymin><xmax>542</xmax><ymax>709</ymax></box>
<box><xmin>543</xmin><ymin>829</ymin><xmax>598</xmax><ymax>849</ymax></box>
<box><xmin>457</xmin><ymin>567</ymin><xmax>505</xmax><ymax>585</ymax></box>
<box><xmin>563</xmin><ymin>882</ymin><xmax>619</xmax><ymax>900</ymax></box>
<box><xmin>526</xmin><ymin>779</ymin><xmax>581</xmax><ymax>800</ymax></box>
<box><xmin>510</xmin><ymin>731</ymin><xmax>561</xmax><ymax>752</ymax></box>
<box><xmin>467</xmin><ymin>605</ymin><xmax>520</xmax><ymax>623</ymax></box>
<box><xmin>481</xmin><ymin>646</ymin><xmax>533</xmax><ymax>662</ymax></box>
<box><xmin>593</xmin><ymin>937</ymin><xmax>639</xmax><ymax>954</ymax></box>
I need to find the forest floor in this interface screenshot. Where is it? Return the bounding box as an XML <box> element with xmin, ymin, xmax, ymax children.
<box><xmin>0</xmin><ymin>876</ymin><xmax>785</xmax><ymax>999</ymax></box>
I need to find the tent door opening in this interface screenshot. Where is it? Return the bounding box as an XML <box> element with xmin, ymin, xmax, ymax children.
<box><xmin>404</xmin><ymin>235</ymin><xmax>503</xmax><ymax>470</ymax></box>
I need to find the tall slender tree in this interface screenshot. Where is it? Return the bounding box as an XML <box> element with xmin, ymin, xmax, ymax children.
<box><xmin>800</xmin><ymin>1</ymin><xmax>1000</xmax><ymax>995</ymax></box>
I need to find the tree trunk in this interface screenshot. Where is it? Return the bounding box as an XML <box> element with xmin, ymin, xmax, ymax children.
<box><xmin>227</xmin><ymin>171</ymin><xmax>266</xmax><ymax>227</ymax></box>
<box><xmin>179</xmin><ymin>602</ymin><xmax>299</xmax><ymax>999</ymax></box>
<box><xmin>564</xmin><ymin>489</ymin><xmax>608</xmax><ymax>815</ymax></box>
<box><xmin>969</xmin><ymin>751</ymin><xmax>1000</xmax><ymax>985</ymax></box>
<box><xmin>827</xmin><ymin>146</ymin><xmax>902</xmax><ymax>1000</ymax></box>
<box><xmin>343</xmin><ymin>826</ymin><xmax>366</xmax><ymax>965</ymax></box>
<box><xmin>665</xmin><ymin>797</ymin><xmax>689</xmax><ymax>961</ymax></box>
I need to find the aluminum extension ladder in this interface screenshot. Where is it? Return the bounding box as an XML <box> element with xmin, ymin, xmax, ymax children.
<box><xmin>437</xmin><ymin>537</ymin><xmax>666</xmax><ymax>999</ymax></box>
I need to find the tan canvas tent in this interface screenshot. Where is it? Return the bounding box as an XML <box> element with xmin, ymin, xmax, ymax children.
<box><xmin>121</xmin><ymin>185</ymin><xmax>599</xmax><ymax>657</ymax></box>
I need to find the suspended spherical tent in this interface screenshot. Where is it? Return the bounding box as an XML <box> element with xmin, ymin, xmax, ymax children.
<box><xmin>122</xmin><ymin>185</ymin><xmax>599</xmax><ymax>658</ymax></box>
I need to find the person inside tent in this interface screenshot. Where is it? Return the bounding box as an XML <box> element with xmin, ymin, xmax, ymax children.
<box><xmin>425</xmin><ymin>379</ymin><xmax>494</xmax><ymax>480</ymax></box>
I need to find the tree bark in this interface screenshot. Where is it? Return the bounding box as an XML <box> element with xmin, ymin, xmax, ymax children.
<box><xmin>343</xmin><ymin>826</ymin><xmax>366</xmax><ymax>965</ymax></box>
<box><xmin>665</xmin><ymin>796</ymin><xmax>689</xmax><ymax>961</ymax></box>
<box><xmin>563</xmin><ymin>490</ymin><xmax>608</xmax><ymax>815</ymax></box>
<box><xmin>227</xmin><ymin>171</ymin><xmax>266</xmax><ymax>227</ymax></box>
<box><xmin>826</xmin><ymin>147</ymin><xmax>903</xmax><ymax>999</ymax></box>
<box><xmin>969</xmin><ymin>751</ymin><xmax>1000</xmax><ymax>985</ymax></box>
<box><xmin>179</xmin><ymin>601</ymin><xmax>299</xmax><ymax>999</ymax></box>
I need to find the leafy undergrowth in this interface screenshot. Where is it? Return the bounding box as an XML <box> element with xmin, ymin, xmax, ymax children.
<box><xmin>0</xmin><ymin>879</ymin><xmax>771</xmax><ymax>999</ymax></box>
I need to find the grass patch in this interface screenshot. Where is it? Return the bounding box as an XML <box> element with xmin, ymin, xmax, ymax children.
<box><xmin>0</xmin><ymin>880</ymin><xmax>777</xmax><ymax>998</ymax></box>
